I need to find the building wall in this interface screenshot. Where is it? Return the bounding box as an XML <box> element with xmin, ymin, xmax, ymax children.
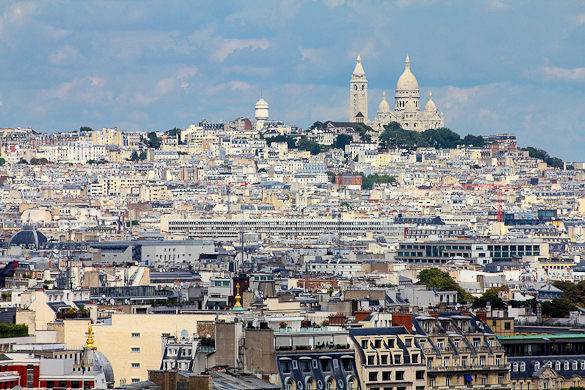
<box><xmin>61</xmin><ymin>314</ymin><xmax>231</xmax><ymax>385</ymax></box>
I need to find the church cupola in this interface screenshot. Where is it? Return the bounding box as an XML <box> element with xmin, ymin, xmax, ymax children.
<box><xmin>395</xmin><ymin>55</ymin><xmax>420</xmax><ymax>112</ymax></box>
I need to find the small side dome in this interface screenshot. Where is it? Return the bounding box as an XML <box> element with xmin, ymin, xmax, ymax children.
<box><xmin>9</xmin><ymin>228</ymin><xmax>48</xmax><ymax>248</ymax></box>
<box><xmin>378</xmin><ymin>91</ymin><xmax>390</xmax><ymax>113</ymax></box>
<box><xmin>425</xmin><ymin>92</ymin><xmax>438</xmax><ymax>112</ymax></box>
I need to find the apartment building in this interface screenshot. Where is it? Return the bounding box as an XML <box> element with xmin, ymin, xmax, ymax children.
<box><xmin>350</xmin><ymin>327</ymin><xmax>427</xmax><ymax>390</ymax></box>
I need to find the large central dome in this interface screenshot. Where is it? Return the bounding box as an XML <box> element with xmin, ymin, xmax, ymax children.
<box><xmin>396</xmin><ymin>55</ymin><xmax>419</xmax><ymax>91</ymax></box>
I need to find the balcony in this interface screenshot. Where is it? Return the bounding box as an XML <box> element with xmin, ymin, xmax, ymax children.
<box><xmin>428</xmin><ymin>364</ymin><xmax>510</xmax><ymax>372</ymax></box>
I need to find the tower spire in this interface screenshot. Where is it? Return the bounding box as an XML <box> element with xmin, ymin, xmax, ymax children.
<box><xmin>405</xmin><ymin>54</ymin><xmax>411</xmax><ymax>69</ymax></box>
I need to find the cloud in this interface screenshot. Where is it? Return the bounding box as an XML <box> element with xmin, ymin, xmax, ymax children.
<box><xmin>213</xmin><ymin>38</ymin><xmax>270</xmax><ymax>62</ymax></box>
<box><xmin>576</xmin><ymin>13</ymin><xmax>585</xmax><ymax>25</ymax></box>
<box><xmin>0</xmin><ymin>1</ymin><xmax>38</xmax><ymax>42</ymax></box>
<box><xmin>49</xmin><ymin>45</ymin><xmax>81</xmax><ymax>65</ymax></box>
<box><xmin>484</xmin><ymin>0</ymin><xmax>509</xmax><ymax>11</ymax></box>
<box><xmin>542</xmin><ymin>66</ymin><xmax>585</xmax><ymax>82</ymax></box>
<box><xmin>189</xmin><ymin>28</ymin><xmax>270</xmax><ymax>62</ymax></box>
<box><xmin>300</xmin><ymin>48</ymin><xmax>326</xmax><ymax>65</ymax></box>
<box><xmin>223</xmin><ymin>66</ymin><xmax>273</xmax><ymax>78</ymax></box>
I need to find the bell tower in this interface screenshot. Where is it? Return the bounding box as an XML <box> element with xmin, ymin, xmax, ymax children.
<box><xmin>349</xmin><ymin>55</ymin><xmax>368</xmax><ymax>123</ymax></box>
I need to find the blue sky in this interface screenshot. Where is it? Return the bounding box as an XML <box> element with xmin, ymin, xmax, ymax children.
<box><xmin>0</xmin><ymin>0</ymin><xmax>584</xmax><ymax>159</ymax></box>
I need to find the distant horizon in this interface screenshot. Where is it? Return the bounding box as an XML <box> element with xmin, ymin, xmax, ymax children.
<box><xmin>1</xmin><ymin>1</ymin><xmax>584</xmax><ymax>159</ymax></box>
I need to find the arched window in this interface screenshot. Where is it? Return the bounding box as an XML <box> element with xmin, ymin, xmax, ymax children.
<box><xmin>520</xmin><ymin>362</ymin><xmax>526</xmax><ymax>372</ymax></box>
<box><xmin>534</xmin><ymin>361</ymin><xmax>540</xmax><ymax>370</ymax></box>
<box><xmin>354</xmin><ymin>85</ymin><xmax>358</xmax><ymax>91</ymax></box>
<box><xmin>564</xmin><ymin>361</ymin><xmax>569</xmax><ymax>370</ymax></box>
<box><xmin>555</xmin><ymin>361</ymin><xmax>561</xmax><ymax>371</ymax></box>
<box><xmin>512</xmin><ymin>362</ymin><xmax>518</xmax><ymax>372</ymax></box>
<box><xmin>361</xmin><ymin>85</ymin><xmax>365</xmax><ymax>90</ymax></box>
<box><xmin>573</xmin><ymin>361</ymin><xmax>578</xmax><ymax>370</ymax></box>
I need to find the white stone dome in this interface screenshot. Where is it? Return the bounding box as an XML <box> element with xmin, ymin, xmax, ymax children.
<box><xmin>425</xmin><ymin>92</ymin><xmax>437</xmax><ymax>112</ymax></box>
<box><xmin>396</xmin><ymin>55</ymin><xmax>419</xmax><ymax>91</ymax></box>
<box><xmin>255</xmin><ymin>98</ymin><xmax>269</xmax><ymax>110</ymax></box>
<box><xmin>378</xmin><ymin>92</ymin><xmax>390</xmax><ymax>113</ymax></box>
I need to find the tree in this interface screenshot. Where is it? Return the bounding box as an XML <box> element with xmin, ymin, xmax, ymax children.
<box><xmin>129</xmin><ymin>150</ymin><xmax>147</xmax><ymax>161</ymax></box>
<box><xmin>297</xmin><ymin>137</ymin><xmax>322</xmax><ymax>155</ymax></box>
<box><xmin>522</xmin><ymin>146</ymin><xmax>564</xmax><ymax>169</ymax></box>
<box><xmin>541</xmin><ymin>298</ymin><xmax>577</xmax><ymax>318</ymax></box>
<box><xmin>0</xmin><ymin>157</ymin><xmax>5</xmax><ymax>166</ymax></box>
<box><xmin>334</xmin><ymin>134</ymin><xmax>353</xmax><ymax>150</ymax></box>
<box><xmin>462</xmin><ymin>134</ymin><xmax>486</xmax><ymax>147</ymax></box>
<box><xmin>79</xmin><ymin>126</ymin><xmax>93</xmax><ymax>132</ymax></box>
<box><xmin>0</xmin><ymin>323</ymin><xmax>28</xmax><ymax>338</ymax></box>
<box><xmin>30</xmin><ymin>157</ymin><xmax>49</xmax><ymax>165</ymax></box>
<box><xmin>309</xmin><ymin>121</ymin><xmax>325</xmax><ymax>130</ymax></box>
<box><xmin>361</xmin><ymin>174</ymin><xmax>395</xmax><ymax>190</ymax></box>
<box><xmin>146</xmin><ymin>132</ymin><xmax>162</xmax><ymax>149</ymax></box>
<box><xmin>472</xmin><ymin>287</ymin><xmax>507</xmax><ymax>310</ymax></box>
<box><xmin>265</xmin><ymin>134</ymin><xmax>297</xmax><ymax>149</ymax></box>
<box><xmin>166</xmin><ymin>127</ymin><xmax>181</xmax><ymax>137</ymax></box>
<box><xmin>417</xmin><ymin>268</ymin><xmax>472</xmax><ymax>303</ymax></box>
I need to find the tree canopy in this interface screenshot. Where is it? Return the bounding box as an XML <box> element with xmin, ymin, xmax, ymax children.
<box><xmin>334</xmin><ymin>134</ymin><xmax>353</xmax><ymax>150</ymax></box>
<box><xmin>145</xmin><ymin>132</ymin><xmax>162</xmax><ymax>149</ymax></box>
<box><xmin>417</xmin><ymin>268</ymin><xmax>472</xmax><ymax>303</ymax></box>
<box><xmin>361</xmin><ymin>174</ymin><xmax>395</xmax><ymax>190</ymax></box>
<box><xmin>522</xmin><ymin>146</ymin><xmax>564</xmax><ymax>169</ymax></box>
<box><xmin>472</xmin><ymin>287</ymin><xmax>507</xmax><ymax>310</ymax></box>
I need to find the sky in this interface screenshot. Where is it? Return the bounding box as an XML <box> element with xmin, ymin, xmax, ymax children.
<box><xmin>0</xmin><ymin>0</ymin><xmax>584</xmax><ymax>160</ymax></box>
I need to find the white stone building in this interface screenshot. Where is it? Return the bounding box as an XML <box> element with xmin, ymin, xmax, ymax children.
<box><xmin>349</xmin><ymin>55</ymin><xmax>444</xmax><ymax>132</ymax></box>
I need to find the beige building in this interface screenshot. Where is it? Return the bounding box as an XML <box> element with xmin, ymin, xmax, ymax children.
<box><xmin>350</xmin><ymin>327</ymin><xmax>427</xmax><ymax>390</ymax></box>
<box><xmin>59</xmin><ymin>313</ymin><xmax>233</xmax><ymax>385</ymax></box>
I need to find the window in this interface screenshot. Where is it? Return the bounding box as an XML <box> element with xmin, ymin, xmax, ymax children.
<box><xmin>534</xmin><ymin>361</ymin><xmax>540</xmax><ymax>370</ymax></box>
<box><xmin>131</xmin><ymin>347</ymin><xmax>140</xmax><ymax>353</ymax></box>
<box><xmin>564</xmin><ymin>361</ymin><xmax>570</xmax><ymax>370</ymax></box>
<box><xmin>131</xmin><ymin>362</ymin><xmax>140</xmax><ymax>368</ymax></box>
<box><xmin>396</xmin><ymin>371</ymin><xmax>404</xmax><ymax>380</ymax></box>
<box><xmin>382</xmin><ymin>371</ymin><xmax>391</xmax><ymax>381</ymax></box>
<box><xmin>131</xmin><ymin>378</ymin><xmax>140</xmax><ymax>383</ymax></box>
<box><xmin>504</xmin><ymin>322</ymin><xmax>512</xmax><ymax>330</ymax></box>
<box><xmin>368</xmin><ymin>355</ymin><xmax>375</xmax><ymax>365</ymax></box>
<box><xmin>361</xmin><ymin>340</ymin><xmax>369</xmax><ymax>349</ymax></box>
<box><xmin>416</xmin><ymin>370</ymin><xmax>425</xmax><ymax>380</ymax></box>
<box><xmin>131</xmin><ymin>332</ymin><xmax>140</xmax><ymax>338</ymax></box>
<box><xmin>446</xmin><ymin>376</ymin><xmax>451</xmax><ymax>387</ymax></box>
<box><xmin>520</xmin><ymin>362</ymin><xmax>526</xmax><ymax>372</ymax></box>
<box><xmin>513</xmin><ymin>362</ymin><xmax>518</xmax><ymax>372</ymax></box>
<box><xmin>368</xmin><ymin>372</ymin><xmax>378</xmax><ymax>381</ymax></box>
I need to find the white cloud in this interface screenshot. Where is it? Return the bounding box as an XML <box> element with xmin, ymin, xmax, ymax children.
<box><xmin>189</xmin><ymin>28</ymin><xmax>270</xmax><ymax>62</ymax></box>
<box><xmin>576</xmin><ymin>13</ymin><xmax>585</xmax><ymax>25</ymax></box>
<box><xmin>49</xmin><ymin>45</ymin><xmax>81</xmax><ymax>65</ymax></box>
<box><xmin>223</xmin><ymin>66</ymin><xmax>273</xmax><ymax>77</ymax></box>
<box><xmin>484</xmin><ymin>0</ymin><xmax>509</xmax><ymax>11</ymax></box>
<box><xmin>542</xmin><ymin>66</ymin><xmax>585</xmax><ymax>82</ymax></box>
<box><xmin>300</xmin><ymin>48</ymin><xmax>326</xmax><ymax>65</ymax></box>
<box><xmin>0</xmin><ymin>2</ymin><xmax>38</xmax><ymax>42</ymax></box>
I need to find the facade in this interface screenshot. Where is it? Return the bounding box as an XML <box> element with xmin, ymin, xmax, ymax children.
<box><xmin>350</xmin><ymin>327</ymin><xmax>427</xmax><ymax>390</ymax></box>
<box><xmin>411</xmin><ymin>313</ymin><xmax>511</xmax><ymax>389</ymax></box>
<box><xmin>500</xmin><ymin>333</ymin><xmax>585</xmax><ymax>390</ymax></box>
<box><xmin>349</xmin><ymin>55</ymin><xmax>368</xmax><ymax>123</ymax></box>
<box><xmin>349</xmin><ymin>55</ymin><xmax>444</xmax><ymax>131</ymax></box>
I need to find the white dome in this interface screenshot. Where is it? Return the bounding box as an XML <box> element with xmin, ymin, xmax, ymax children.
<box><xmin>255</xmin><ymin>98</ymin><xmax>269</xmax><ymax>109</ymax></box>
<box><xmin>425</xmin><ymin>92</ymin><xmax>437</xmax><ymax>112</ymax></box>
<box><xmin>396</xmin><ymin>55</ymin><xmax>419</xmax><ymax>91</ymax></box>
<box><xmin>378</xmin><ymin>92</ymin><xmax>390</xmax><ymax>113</ymax></box>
